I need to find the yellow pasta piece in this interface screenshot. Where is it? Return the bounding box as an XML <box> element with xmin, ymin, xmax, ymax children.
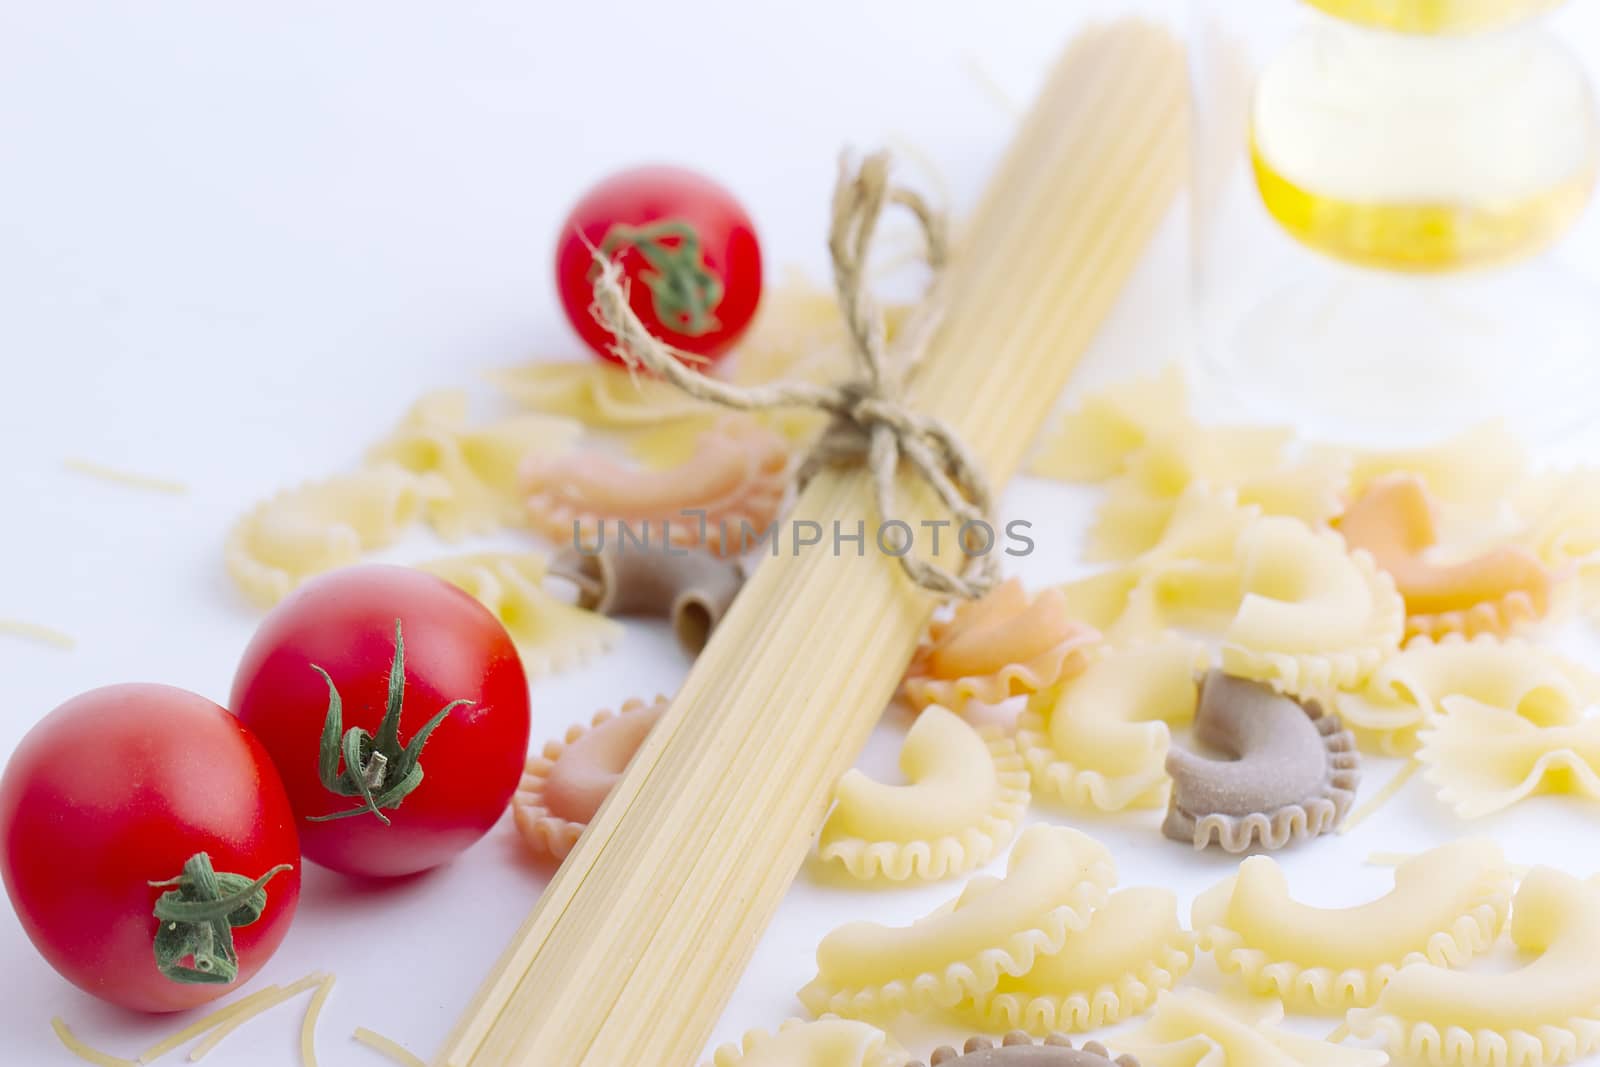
<box><xmin>415</xmin><ymin>552</ymin><xmax>622</xmax><ymax>676</ymax></box>
<box><xmin>1317</xmin><ymin>420</ymin><xmax>1527</xmax><ymax>511</ymax></box>
<box><xmin>1349</xmin><ymin>866</ymin><xmax>1600</xmax><ymax>1067</ymax></box>
<box><xmin>0</xmin><ymin>619</ymin><xmax>75</xmax><ymax>650</ymax></box>
<box><xmin>51</xmin><ymin>1020</ymin><xmax>136</xmax><ymax>1067</ymax></box>
<box><xmin>901</xmin><ymin>579</ymin><xmax>1101</xmax><ymax>711</ymax></box>
<box><xmin>1087</xmin><ymin>430</ymin><xmax>1347</xmax><ymax>562</ymax></box>
<box><xmin>188</xmin><ymin>974</ymin><xmax>327</xmax><ymax>1059</ymax></box>
<box><xmin>702</xmin><ymin>1018</ymin><xmax>903</xmax><ymax>1067</ymax></box>
<box><xmin>489</xmin><ymin>360</ymin><xmax>717</xmax><ymax>427</ymax></box>
<box><xmin>817</xmin><ymin>705</ymin><xmax>1029</xmax><ymax>882</ymax></box>
<box><xmin>969</xmin><ymin>887</ymin><xmax>1198</xmax><ymax>1035</ymax></box>
<box><xmin>797</xmin><ymin>825</ymin><xmax>1116</xmax><ymax>1019</ymax></box>
<box><xmin>1030</xmin><ymin>364</ymin><xmax>1190</xmax><ymax>482</ymax></box>
<box><xmin>1516</xmin><ymin>467</ymin><xmax>1600</xmax><ymax>570</ymax></box>
<box><xmin>1416</xmin><ymin>696</ymin><xmax>1600</xmax><ymax>818</ymax></box>
<box><xmin>301</xmin><ymin>974</ymin><xmax>334</xmax><ymax>1067</ymax></box>
<box><xmin>1192</xmin><ymin>841</ymin><xmax>1512</xmax><ymax>1012</ymax></box>
<box><xmin>1220</xmin><ymin>516</ymin><xmax>1405</xmax><ymax>694</ymax></box>
<box><xmin>1333</xmin><ymin>635</ymin><xmax>1598</xmax><ymax>756</ymax></box>
<box><xmin>63</xmin><ymin>457</ymin><xmax>187</xmax><ymax>495</ymax></box>
<box><xmin>1338</xmin><ymin>474</ymin><xmax>1556</xmax><ymax>641</ymax></box>
<box><xmin>365</xmin><ymin>389</ymin><xmax>580</xmax><ymax>540</ymax></box>
<box><xmin>352</xmin><ymin>1027</ymin><xmax>429</xmax><ymax>1067</ymax></box>
<box><xmin>225</xmin><ymin>466</ymin><xmax>446</xmax><ymax>608</ymax></box>
<box><xmin>1120</xmin><ymin>989</ymin><xmax>1388</xmax><ymax>1067</ymax></box>
<box><xmin>1015</xmin><ymin>637</ymin><xmax>1207</xmax><ymax>811</ymax></box>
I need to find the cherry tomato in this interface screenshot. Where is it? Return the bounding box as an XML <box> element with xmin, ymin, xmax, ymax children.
<box><xmin>555</xmin><ymin>164</ymin><xmax>762</xmax><ymax>367</ymax></box>
<box><xmin>230</xmin><ymin>565</ymin><xmax>531</xmax><ymax>879</ymax></box>
<box><xmin>0</xmin><ymin>684</ymin><xmax>300</xmax><ymax>1013</ymax></box>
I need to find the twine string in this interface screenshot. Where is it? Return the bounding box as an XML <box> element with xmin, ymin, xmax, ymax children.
<box><xmin>587</xmin><ymin>149</ymin><xmax>998</xmax><ymax>600</ymax></box>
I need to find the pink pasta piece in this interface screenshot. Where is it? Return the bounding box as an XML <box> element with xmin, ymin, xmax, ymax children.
<box><xmin>523</xmin><ymin>416</ymin><xmax>790</xmax><ymax>556</ymax></box>
<box><xmin>1338</xmin><ymin>474</ymin><xmax>1556</xmax><ymax>641</ymax></box>
<box><xmin>513</xmin><ymin>696</ymin><xmax>669</xmax><ymax>862</ymax></box>
<box><xmin>902</xmin><ymin>579</ymin><xmax>1100</xmax><ymax>712</ymax></box>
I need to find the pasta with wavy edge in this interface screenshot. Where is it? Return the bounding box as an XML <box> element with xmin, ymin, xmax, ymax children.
<box><xmin>414</xmin><ymin>552</ymin><xmax>622</xmax><ymax>677</ymax></box>
<box><xmin>1087</xmin><ymin>433</ymin><xmax>1348</xmax><ymax>562</ymax></box>
<box><xmin>1119</xmin><ymin>990</ymin><xmax>1387</xmax><ymax>1067</ymax></box>
<box><xmin>1015</xmin><ymin>637</ymin><xmax>1207</xmax><ymax>811</ymax></box>
<box><xmin>1349</xmin><ymin>866</ymin><xmax>1600</xmax><ymax>1067</ymax></box>
<box><xmin>1191</xmin><ymin>840</ymin><xmax>1512</xmax><ymax>1012</ymax></box>
<box><xmin>704</xmin><ymin>1018</ymin><xmax>904</xmax><ymax>1067</ymax></box>
<box><xmin>1516</xmin><ymin>467</ymin><xmax>1600</xmax><ymax>570</ymax></box>
<box><xmin>1315</xmin><ymin>420</ymin><xmax>1528</xmax><ymax>511</ymax></box>
<box><xmin>902</xmin><ymin>579</ymin><xmax>1101</xmax><ymax>712</ymax></box>
<box><xmin>1057</xmin><ymin>488</ymin><xmax>1259</xmax><ymax>637</ymax></box>
<box><xmin>1333</xmin><ymin>635</ymin><xmax>1598</xmax><ymax>757</ymax></box>
<box><xmin>1220</xmin><ymin>516</ymin><xmax>1405</xmax><ymax>695</ymax></box>
<box><xmin>1029</xmin><ymin>365</ymin><xmax>1191</xmax><ymax>482</ymax></box>
<box><xmin>968</xmin><ymin>887</ymin><xmax>1198</xmax><ymax>1035</ymax></box>
<box><xmin>798</xmin><ymin>826</ymin><xmax>1116</xmax><ymax>1020</ymax></box>
<box><xmin>523</xmin><ymin>416</ymin><xmax>790</xmax><ymax>557</ymax></box>
<box><xmin>1416</xmin><ymin>696</ymin><xmax>1600</xmax><ymax>819</ymax></box>
<box><xmin>818</xmin><ymin>706</ymin><xmax>1029</xmax><ymax>883</ymax></box>
<box><xmin>225</xmin><ymin>465</ymin><xmax>448</xmax><ymax>608</ymax></box>
<box><xmin>1337</xmin><ymin>473</ymin><xmax>1557</xmax><ymax>641</ymax></box>
<box><xmin>365</xmin><ymin>389</ymin><xmax>582</xmax><ymax>540</ymax></box>
<box><xmin>513</xmin><ymin>697</ymin><xmax>669</xmax><ymax>863</ymax></box>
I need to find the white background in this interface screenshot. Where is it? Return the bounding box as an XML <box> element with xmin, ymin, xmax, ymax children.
<box><xmin>3</xmin><ymin>1</ymin><xmax>1600</xmax><ymax>1064</ymax></box>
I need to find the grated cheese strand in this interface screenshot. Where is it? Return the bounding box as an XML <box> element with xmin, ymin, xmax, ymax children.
<box><xmin>352</xmin><ymin>1027</ymin><xmax>429</xmax><ymax>1067</ymax></box>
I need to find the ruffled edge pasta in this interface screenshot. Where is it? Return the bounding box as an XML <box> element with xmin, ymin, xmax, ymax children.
<box><xmin>798</xmin><ymin>829</ymin><xmax>1117</xmax><ymax>1019</ymax></box>
<box><xmin>1014</xmin><ymin>640</ymin><xmax>1206</xmax><ymax>812</ymax></box>
<box><xmin>969</xmin><ymin>891</ymin><xmax>1198</xmax><ymax>1034</ymax></box>
<box><xmin>1220</xmin><ymin>528</ymin><xmax>1406</xmax><ymax>695</ymax></box>
<box><xmin>1194</xmin><ymin>849</ymin><xmax>1512</xmax><ymax>1011</ymax></box>
<box><xmin>704</xmin><ymin>1018</ymin><xmax>904</xmax><ymax>1067</ymax></box>
<box><xmin>817</xmin><ymin>722</ymin><xmax>1031</xmax><ymax>883</ymax></box>
<box><xmin>1416</xmin><ymin>697</ymin><xmax>1600</xmax><ymax>819</ymax></box>
<box><xmin>901</xmin><ymin>585</ymin><xmax>1101</xmax><ymax>711</ymax></box>
<box><xmin>512</xmin><ymin>696</ymin><xmax>670</xmax><ymax>862</ymax></box>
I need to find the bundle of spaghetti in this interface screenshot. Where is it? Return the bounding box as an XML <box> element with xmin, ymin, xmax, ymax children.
<box><xmin>439</xmin><ymin>19</ymin><xmax>1186</xmax><ymax>1067</ymax></box>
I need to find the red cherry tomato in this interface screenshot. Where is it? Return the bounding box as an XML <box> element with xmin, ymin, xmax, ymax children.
<box><xmin>556</xmin><ymin>164</ymin><xmax>763</xmax><ymax>367</ymax></box>
<box><xmin>230</xmin><ymin>565</ymin><xmax>531</xmax><ymax>879</ymax></box>
<box><xmin>0</xmin><ymin>684</ymin><xmax>300</xmax><ymax>1013</ymax></box>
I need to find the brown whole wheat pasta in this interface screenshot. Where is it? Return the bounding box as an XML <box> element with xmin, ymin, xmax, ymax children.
<box><xmin>439</xmin><ymin>19</ymin><xmax>1186</xmax><ymax>1066</ymax></box>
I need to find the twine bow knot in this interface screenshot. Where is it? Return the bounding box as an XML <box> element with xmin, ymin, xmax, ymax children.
<box><xmin>587</xmin><ymin>150</ymin><xmax>999</xmax><ymax>600</ymax></box>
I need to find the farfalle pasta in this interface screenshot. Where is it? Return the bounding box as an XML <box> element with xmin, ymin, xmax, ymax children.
<box><xmin>1333</xmin><ymin>636</ymin><xmax>1598</xmax><ymax>756</ymax></box>
<box><xmin>1164</xmin><ymin>671</ymin><xmax>1359</xmax><ymax>852</ymax></box>
<box><xmin>902</xmin><ymin>579</ymin><xmax>1100</xmax><ymax>712</ymax></box>
<box><xmin>415</xmin><ymin>552</ymin><xmax>623</xmax><ymax>676</ymax></box>
<box><xmin>524</xmin><ymin>416</ymin><xmax>790</xmax><ymax>556</ymax></box>
<box><xmin>704</xmin><ymin>1018</ymin><xmax>904</xmax><ymax>1067</ymax></box>
<box><xmin>818</xmin><ymin>706</ymin><xmax>1030</xmax><ymax>882</ymax></box>
<box><xmin>1015</xmin><ymin>637</ymin><xmax>1206</xmax><ymax>811</ymax></box>
<box><xmin>513</xmin><ymin>696</ymin><xmax>668</xmax><ymax>862</ymax></box>
<box><xmin>1192</xmin><ymin>840</ymin><xmax>1512</xmax><ymax>1011</ymax></box>
<box><xmin>1120</xmin><ymin>990</ymin><xmax>1387</xmax><ymax>1067</ymax></box>
<box><xmin>1337</xmin><ymin>473</ymin><xmax>1557</xmax><ymax>640</ymax></box>
<box><xmin>225</xmin><ymin>465</ymin><xmax>446</xmax><ymax>608</ymax></box>
<box><xmin>365</xmin><ymin>389</ymin><xmax>581</xmax><ymax>539</ymax></box>
<box><xmin>1030</xmin><ymin>365</ymin><xmax>1191</xmax><ymax>482</ymax></box>
<box><xmin>1319</xmin><ymin>420</ymin><xmax>1527</xmax><ymax>511</ymax></box>
<box><xmin>1087</xmin><ymin>430</ymin><xmax>1347</xmax><ymax>562</ymax></box>
<box><xmin>1349</xmin><ymin>866</ymin><xmax>1600</xmax><ymax>1067</ymax></box>
<box><xmin>968</xmin><ymin>887</ymin><xmax>1197</xmax><ymax>1035</ymax></box>
<box><xmin>798</xmin><ymin>825</ymin><xmax>1116</xmax><ymax>1019</ymax></box>
<box><xmin>1416</xmin><ymin>696</ymin><xmax>1600</xmax><ymax>818</ymax></box>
